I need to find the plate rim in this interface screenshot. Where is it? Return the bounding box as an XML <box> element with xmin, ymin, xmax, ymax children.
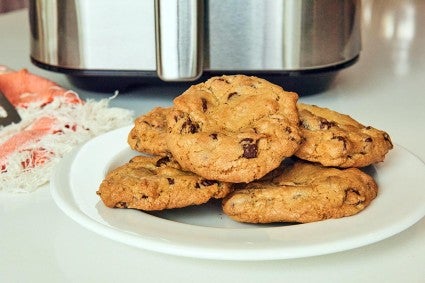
<box><xmin>50</xmin><ymin>126</ymin><xmax>425</xmax><ymax>260</ymax></box>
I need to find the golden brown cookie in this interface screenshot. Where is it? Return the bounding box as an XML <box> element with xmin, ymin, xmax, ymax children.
<box><xmin>97</xmin><ymin>155</ymin><xmax>232</xmax><ymax>211</ymax></box>
<box><xmin>165</xmin><ymin>75</ymin><xmax>302</xmax><ymax>183</ymax></box>
<box><xmin>295</xmin><ymin>103</ymin><xmax>393</xmax><ymax>167</ymax></box>
<box><xmin>222</xmin><ymin>161</ymin><xmax>378</xmax><ymax>223</ymax></box>
<box><xmin>128</xmin><ymin>107</ymin><xmax>170</xmax><ymax>156</ymax></box>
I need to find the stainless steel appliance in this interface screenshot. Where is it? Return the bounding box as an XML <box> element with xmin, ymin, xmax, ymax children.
<box><xmin>29</xmin><ymin>0</ymin><xmax>361</xmax><ymax>94</ymax></box>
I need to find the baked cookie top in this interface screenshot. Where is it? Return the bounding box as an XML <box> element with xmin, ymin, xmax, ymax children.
<box><xmin>222</xmin><ymin>160</ymin><xmax>378</xmax><ymax>223</ymax></box>
<box><xmin>166</xmin><ymin>75</ymin><xmax>302</xmax><ymax>183</ymax></box>
<box><xmin>97</xmin><ymin>155</ymin><xmax>232</xmax><ymax>211</ymax></box>
<box><xmin>295</xmin><ymin>103</ymin><xmax>393</xmax><ymax>167</ymax></box>
<box><xmin>128</xmin><ymin>107</ymin><xmax>170</xmax><ymax>156</ymax></box>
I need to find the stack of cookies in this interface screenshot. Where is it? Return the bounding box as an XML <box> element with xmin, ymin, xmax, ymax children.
<box><xmin>97</xmin><ymin>75</ymin><xmax>393</xmax><ymax>224</ymax></box>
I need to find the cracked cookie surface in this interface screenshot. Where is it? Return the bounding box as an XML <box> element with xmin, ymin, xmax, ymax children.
<box><xmin>222</xmin><ymin>161</ymin><xmax>378</xmax><ymax>223</ymax></box>
<box><xmin>128</xmin><ymin>107</ymin><xmax>170</xmax><ymax>156</ymax></box>
<box><xmin>97</xmin><ymin>155</ymin><xmax>232</xmax><ymax>211</ymax></box>
<box><xmin>295</xmin><ymin>103</ymin><xmax>393</xmax><ymax>167</ymax></box>
<box><xmin>166</xmin><ymin>75</ymin><xmax>302</xmax><ymax>183</ymax></box>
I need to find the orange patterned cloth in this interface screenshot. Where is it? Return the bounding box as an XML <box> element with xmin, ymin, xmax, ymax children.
<box><xmin>0</xmin><ymin>67</ymin><xmax>133</xmax><ymax>192</ymax></box>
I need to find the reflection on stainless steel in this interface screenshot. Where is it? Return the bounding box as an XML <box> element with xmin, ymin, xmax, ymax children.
<box><xmin>29</xmin><ymin>0</ymin><xmax>361</xmax><ymax>81</ymax></box>
<box><xmin>155</xmin><ymin>0</ymin><xmax>203</xmax><ymax>81</ymax></box>
<box><xmin>207</xmin><ymin>0</ymin><xmax>361</xmax><ymax>71</ymax></box>
<box><xmin>30</xmin><ymin>0</ymin><xmax>157</xmax><ymax>70</ymax></box>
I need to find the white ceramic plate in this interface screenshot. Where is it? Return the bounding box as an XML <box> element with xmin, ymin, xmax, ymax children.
<box><xmin>51</xmin><ymin>126</ymin><xmax>425</xmax><ymax>261</ymax></box>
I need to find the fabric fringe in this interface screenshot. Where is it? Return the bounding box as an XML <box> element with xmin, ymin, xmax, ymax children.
<box><xmin>0</xmin><ymin>94</ymin><xmax>133</xmax><ymax>193</ymax></box>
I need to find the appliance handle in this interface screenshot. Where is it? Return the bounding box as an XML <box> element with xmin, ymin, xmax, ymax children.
<box><xmin>155</xmin><ymin>0</ymin><xmax>203</xmax><ymax>81</ymax></box>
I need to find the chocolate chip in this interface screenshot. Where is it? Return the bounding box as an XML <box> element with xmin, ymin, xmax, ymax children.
<box><xmin>365</xmin><ymin>137</ymin><xmax>373</xmax><ymax>142</ymax></box>
<box><xmin>210</xmin><ymin>133</ymin><xmax>218</xmax><ymax>140</ymax></box>
<box><xmin>216</xmin><ymin>77</ymin><xmax>230</xmax><ymax>84</ymax></box>
<box><xmin>240</xmin><ymin>138</ymin><xmax>258</xmax><ymax>159</ymax></box>
<box><xmin>189</xmin><ymin>123</ymin><xmax>199</xmax><ymax>133</ymax></box>
<box><xmin>241</xmin><ymin>138</ymin><xmax>254</xmax><ymax>143</ymax></box>
<box><xmin>320</xmin><ymin>120</ymin><xmax>336</xmax><ymax>129</ymax></box>
<box><xmin>181</xmin><ymin>118</ymin><xmax>200</xmax><ymax>134</ymax></box>
<box><xmin>300</xmin><ymin>120</ymin><xmax>310</xmax><ymax>130</ymax></box>
<box><xmin>195</xmin><ymin>183</ymin><xmax>200</xmax><ymax>189</ymax></box>
<box><xmin>200</xmin><ymin>179</ymin><xmax>218</xmax><ymax>186</ymax></box>
<box><xmin>227</xmin><ymin>92</ymin><xmax>238</xmax><ymax>100</ymax></box>
<box><xmin>201</xmin><ymin>98</ymin><xmax>208</xmax><ymax>112</ymax></box>
<box><xmin>156</xmin><ymin>156</ymin><xmax>170</xmax><ymax>167</ymax></box>
<box><xmin>167</xmin><ymin>178</ymin><xmax>175</xmax><ymax>185</ymax></box>
<box><xmin>285</xmin><ymin>126</ymin><xmax>292</xmax><ymax>134</ymax></box>
<box><xmin>243</xmin><ymin>145</ymin><xmax>258</xmax><ymax>158</ymax></box>
<box><xmin>142</xmin><ymin>121</ymin><xmax>152</xmax><ymax>128</ymax></box>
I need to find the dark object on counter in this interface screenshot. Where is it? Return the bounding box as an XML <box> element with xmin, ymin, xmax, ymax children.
<box><xmin>0</xmin><ymin>91</ymin><xmax>21</xmax><ymax>126</ymax></box>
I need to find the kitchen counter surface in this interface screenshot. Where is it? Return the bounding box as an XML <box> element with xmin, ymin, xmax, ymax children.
<box><xmin>1</xmin><ymin>1</ymin><xmax>424</xmax><ymax>282</ymax></box>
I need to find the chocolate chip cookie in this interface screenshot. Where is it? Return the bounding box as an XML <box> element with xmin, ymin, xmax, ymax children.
<box><xmin>295</xmin><ymin>103</ymin><xmax>393</xmax><ymax>167</ymax></box>
<box><xmin>128</xmin><ymin>107</ymin><xmax>170</xmax><ymax>156</ymax></box>
<box><xmin>222</xmin><ymin>160</ymin><xmax>378</xmax><ymax>224</ymax></box>
<box><xmin>97</xmin><ymin>155</ymin><xmax>232</xmax><ymax>211</ymax></box>
<box><xmin>165</xmin><ymin>75</ymin><xmax>302</xmax><ymax>183</ymax></box>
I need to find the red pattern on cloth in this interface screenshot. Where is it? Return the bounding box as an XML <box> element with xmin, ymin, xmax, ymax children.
<box><xmin>0</xmin><ymin>69</ymin><xmax>81</xmax><ymax>172</ymax></box>
<box><xmin>0</xmin><ymin>67</ymin><xmax>133</xmax><ymax>192</ymax></box>
<box><xmin>0</xmin><ymin>69</ymin><xmax>81</xmax><ymax>107</ymax></box>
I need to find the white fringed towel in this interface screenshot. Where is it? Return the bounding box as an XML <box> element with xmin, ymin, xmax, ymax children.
<box><xmin>0</xmin><ymin>93</ymin><xmax>133</xmax><ymax>193</ymax></box>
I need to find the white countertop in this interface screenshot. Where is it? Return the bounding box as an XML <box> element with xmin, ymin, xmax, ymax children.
<box><xmin>1</xmin><ymin>1</ymin><xmax>425</xmax><ymax>282</ymax></box>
